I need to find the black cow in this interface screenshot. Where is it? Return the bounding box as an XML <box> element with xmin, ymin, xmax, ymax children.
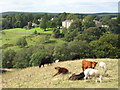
<box><xmin>69</xmin><ymin>72</ymin><xmax>85</xmax><ymax>80</ymax></box>
<box><xmin>39</xmin><ymin>56</ymin><xmax>52</xmax><ymax>68</ymax></box>
<box><xmin>72</xmin><ymin>55</ymin><xmax>80</xmax><ymax>60</ymax></box>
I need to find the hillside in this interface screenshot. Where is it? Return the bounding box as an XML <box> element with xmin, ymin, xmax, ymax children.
<box><xmin>1</xmin><ymin>59</ymin><xmax>118</xmax><ymax>88</ymax></box>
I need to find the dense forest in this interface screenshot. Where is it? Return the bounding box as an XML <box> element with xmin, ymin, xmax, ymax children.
<box><xmin>1</xmin><ymin>12</ymin><xmax>120</xmax><ymax>68</ymax></box>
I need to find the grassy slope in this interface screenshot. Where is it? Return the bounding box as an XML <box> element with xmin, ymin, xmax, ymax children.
<box><xmin>2</xmin><ymin>31</ymin><xmax>29</xmax><ymax>51</ymax></box>
<box><xmin>2</xmin><ymin>59</ymin><xmax>118</xmax><ymax>88</ymax></box>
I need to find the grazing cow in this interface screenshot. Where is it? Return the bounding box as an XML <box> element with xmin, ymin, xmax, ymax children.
<box><xmin>69</xmin><ymin>72</ymin><xmax>85</xmax><ymax>80</ymax></box>
<box><xmin>84</xmin><ymin>68</ymin><xmax>103</xmax><ymax>83</ymax></box>
<box><xmin>82</xmin><ymin>60</ymin><xmax>98</xmax><ymax>71</ymax></box>
<box><xmin>53</xmin><ymin>67</ymin><xmax>69</xmax><ymax>77</ymax></box>
<box><xmin>99</xmin><ymin>62</ymin><xmax>107</xmax><ymax>74</ymax></box>
<box><xmin>39</xmin><ymin>56</ymin><xmax>52</xmax><ymax>68</ymax></box>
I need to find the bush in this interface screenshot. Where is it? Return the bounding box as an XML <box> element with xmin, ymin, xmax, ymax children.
<box><xmin>13</xmin><ymin>49</ymin><xmax>32</xmax><ymax>68</ymax></box>
<box><xmin>2</xmin><ymin>49</ymin><xmax>16</xmax><ymax>68</ymax></box>
<box><xmin>33</xmin><ymin>30</ymin><xmax>37</xmax><ymax>34</ymax></box>
<box><xmin>16</xmin><ymin>37</ymin><xmax>28</xmax><ymax>48</ymax></box>
<box><xmin>52</xmin><ymin>29</ymin><xmax>60</xmax><ymax>38</ymax></box>
<box><xmin>2</xmin><ymin>44</ymin><xmax>14</xmax><ymax>49</ymax></box>
<box><xmin>29</xmin><ymin>51</ymin><xmax>49</xmax><ymax>66</ymax></box>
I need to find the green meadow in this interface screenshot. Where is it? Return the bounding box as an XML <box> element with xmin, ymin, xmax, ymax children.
<box><xmin>1</xmin><ymin>28</ymin><xmax>65</xmax><ymax>51</ymax></box>
<box><xmin>3</xmin><ymin>28</ymin><xmax>53</xmax><ymax>34</ymax></box>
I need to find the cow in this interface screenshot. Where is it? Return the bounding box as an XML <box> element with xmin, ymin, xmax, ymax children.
<box><xmin>82</xmin><ymin>60</ymin><xmax>98</xmax><ymax>71</ymax></box>
<box><xmin>53</xmin><ymin>67</ymin><xmax>69</xmax><ymax>77</ymax></box>
<box><xmin>69</xmin><ymin>72</ymin><xmax>85</xmax><ymax>80</ymax></box>
<box><xmin>72</xmin><ymin>55</ymin><xmax>80</xmax><ymax>60</ymax></box>
<box><xmin>84</xmin><ymin>68</ymin><xmax>103</xmax><ymax>83</ymax></box>
<box><xmin>99</xmin><ymin>62</ymin><xmax>107</xmax><ymax>74</ymax></box>
<box><xmin>39</xmin><ymin>56</ymin><xmax>53</xmax><ymax>68</ymax></box>
<box><xmin>55</xmin><ymin>60</ymin><xmax>59</xmax><ymax>63</ymax></box>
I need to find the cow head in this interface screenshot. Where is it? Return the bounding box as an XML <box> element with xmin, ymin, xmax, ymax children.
<box><xmin>55</xmin><ymin>67</ymin><xmax>60</xmax><ymax>70</ymax></box>
<box><xmin>92</xmin><ymin>62</ymin><xmax>98</xmax><ymax>69</ymax></box>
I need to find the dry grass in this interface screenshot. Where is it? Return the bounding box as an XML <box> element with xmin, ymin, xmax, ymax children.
<box><xmin>1</xmin><ymin>58</ymin><xmax>118</xmax><ymax>88</ymax></box>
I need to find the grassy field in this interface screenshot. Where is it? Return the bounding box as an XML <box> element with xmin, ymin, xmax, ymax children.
<box><xmin>3</xmin><ymin>28</ymin><xmax>53</xmax><ymax>34</ymax></box>
<box><xmin>1</xmin><ymin>59</ymin><xmax>118</xmax><ymax>88</ymax></box>
<box><xmin>2</xmin><ymin>28</ymin><xmax>64</xmax><ymax>51</ymax></box>
<box><xmin>2</xmin><ymin>31</ymin><xmax>29</xmax><ymax>45</ymax></box>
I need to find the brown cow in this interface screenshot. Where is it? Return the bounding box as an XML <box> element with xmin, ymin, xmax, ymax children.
<box><xmin>53</xmin><ymin>67</ymin><xmax>69</xmax><ymax>77</ymax></box>
<box><xmin>82</xmin><ymin>60</ymin><xmax>98</xmax><ymax>71</ymax></box>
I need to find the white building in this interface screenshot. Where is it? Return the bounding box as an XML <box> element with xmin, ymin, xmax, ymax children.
<box><xmin>93</xmin><ymin>20</ymin><xmax>102</xmax><ymax>27</ymax></box>
<box><xmin>62</xmin><ymin>20</ymin><xmax>73</xmax><ymax>28</ymax></box>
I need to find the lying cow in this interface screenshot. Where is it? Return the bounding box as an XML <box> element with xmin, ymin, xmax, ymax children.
<box><xmin>84</xmin><ymin>68</ymin><xmax>103</xmax><ymax>83</ymax></box>
<box><xmin>82</xmin><ymin>60</ymin><xmax>98</xmax><ymax>71</ymax></box>
<box><xmin>69</xmin><ymin>72</ymin><xmax>85</xmax><ymax>80</ymax></box>
<box><xmin>53</xmin><ymin>67</ymin><xmax>69</xmax><ymax>77</ymax></box>
<box><xmin>39</xmin><ymin>56</ymin><xmax>52</xmax><ymax>68</ymax></box>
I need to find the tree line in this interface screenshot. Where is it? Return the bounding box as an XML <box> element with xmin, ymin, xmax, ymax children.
<box><xmin>2</xmin><ymin>12</ymin><xmax>120</xmax><ymax>68</ymax></box>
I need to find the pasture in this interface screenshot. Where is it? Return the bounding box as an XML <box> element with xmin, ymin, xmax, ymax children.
<box><xmin>1</xmin><ymin>28</ymin><xmax>65</xmax><ymax>51</ymax></box>
<box><xmin>3</xmin><ymin>28</ymin><xmax>53</xmax><ymax>34</ymax></box>
<box><xmin>2</xmin><ymin>59</ymin><xmax>118</xmax><ymax>88</ymax></box>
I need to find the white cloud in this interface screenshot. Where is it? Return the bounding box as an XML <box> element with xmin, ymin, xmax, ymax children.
<box><xmin>0</xmin><ymin>0</ymin><xmax>119</xmax><ymax>13</ymax></box>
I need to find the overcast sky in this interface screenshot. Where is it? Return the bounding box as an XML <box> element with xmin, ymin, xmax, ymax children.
<box><xmin>0</xmin><ymin>0</ymin><xmax>119</xmax><ymax>13</ymax></box>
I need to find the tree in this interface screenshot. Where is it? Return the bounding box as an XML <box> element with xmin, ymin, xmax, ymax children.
<box><xmin>2</xmin><ymin>49</ymin><xmax>16</xmax><ymax>68</ymax></box>
<box><xmin>27</xmin><ymin>21</ymin><xmax>32</xmax><ymax>29</ymax></box>
<box><xmin>16</xmin><ymin>37</ymin><xmax>28</xmax><ymax>48</ymax></box>
<box><xmin>29</xmin><ymin>51</ymin><xmax>49</xmax><ymax>66</ymax></box>
<box><xmin>82</xmin><ymin>15</ymin><xmax>95</xmax><ymax>29</ymax></box>
<box><xmin>67</xmin><ymin>41</ymin><xmax>91</xmax><ymax>58</ymax></box>
<box><xmin>101</xmin><ymin>16</ymin><xmax>110</xmax><ymax>25</ymax></box>
<box><xmin>53</xmin><ymin>43</ymin><xmax>71</xmax><ymax>60</ymax></box>
<box><xmin>52</xmin><ymin>29</ymin><xmax>60</xmax><ymax>38</ymax></box>
<box><xmin>108</xmin><ymin>19</ymin><xmax>119</xmax><ymax>33</ymax></box>
<box><xmin>79</xmin><ymin>27</ymin><xmax>103</xmax><ymax>42</ymax></box>
<box><xmin>90</xmin><ymin>33</ymin><xmax>119</xmax><ymax>58</ymax></box>
<box><xmin>69</xmin><ymin>19</ymin><xmax>82</xmax><ymax>31</ymax></box>
<box><xmin>40</xmin><ymin>13</ymin><xmax>49</xmax><ymax>31</ymax></box>
<box><xmin>64</xmin><ymin>29</ymin><xmax>78</xmax><ymax>42</ymax></box>
<box><xmin>13</xmin><ymin>49</ymin><xmax>31</xmax><ymax>68</ymax></box>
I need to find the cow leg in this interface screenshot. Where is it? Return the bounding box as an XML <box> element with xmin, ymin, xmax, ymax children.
<box><xmin>94</xmin><ymin>77</ymin><xmax>97</xmax><ymax>83</ymax></box>
<box><xmin>42</xmin><ymin>64</ymin><xmax>44</xmax><ymax>67</ymax></box>
<box><xmin>99</xmin><ymin>75</ymin><xmax>102</xmax><ymax>83</ymax></box>
<box><xmin>53</xmin><ymin>72</ymin><xmax>60</xmax><ymax>77</ymax></box>
<box><xmin>82</xmin><ymin>67</ymin><xmax>84</xmax><ymax>71</ymax></box>
<box><xmin>84</xmin><ymin>75</ymin><xmax>87</xmax><ymax>82</ymax></box>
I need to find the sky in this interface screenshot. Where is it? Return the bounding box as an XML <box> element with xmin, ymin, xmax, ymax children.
<box><xmin>0</xmin><ymin>0</ymin><xmax>119</xmax><ymax>13</ymax></box>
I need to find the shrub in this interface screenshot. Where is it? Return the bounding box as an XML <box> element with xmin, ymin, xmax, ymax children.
<box><xmin>2</xmin><ymin>49</ymin><xmax>16</xmax><ymax>68</ymax></box>
<box><xmin>29</xmin><ymin>51</ymin><xmax>49</xmax><ymax>66</ymax></box>
<box><xmin>16</xmin><ymin>37</ymin><xmax>28</xmax><ymax>48</ymax></box>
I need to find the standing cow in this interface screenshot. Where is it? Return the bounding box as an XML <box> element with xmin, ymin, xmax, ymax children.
<box><xmin>82</xmin><ymin>60</ymin><xmax>98</xmax><ymax>71</ymax></box>
<box><xmin>84</xmin><ymin>68</ymin><xmax>103</xmax><ymax>83</ymax></box>
<box><xmin>39</xmin><ymin>56</ymin><xmax>53</xmax><ymax>68</ymax></box>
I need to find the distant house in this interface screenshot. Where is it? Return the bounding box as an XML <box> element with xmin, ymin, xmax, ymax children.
<box><xmin>101</xmin><ymin>25</ymin><xmax>109</xmax><ymax>28</ymax></box>
<box><xmin>93</xmin><ymin>20</ymin><xmax>102</xmax><ymax>27</ymax></box>
<box><xmin>62</xmin><ymin>20</ymin><xmax>73</xmax><ymax>28</ymax></box>
<box><xmin>51</xmin><ymin>18</ymin><xmax>54</xmax><ymax>21</ymax></box>
<box><xmin>93</xmin><ymin>20</ymin><xmax>109</xmax><ymax>28</ymax></box>
<box><xmin>32</xmin><ymin>23</ymin><xmax>37</xmax><ymax>28</ymax></box>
